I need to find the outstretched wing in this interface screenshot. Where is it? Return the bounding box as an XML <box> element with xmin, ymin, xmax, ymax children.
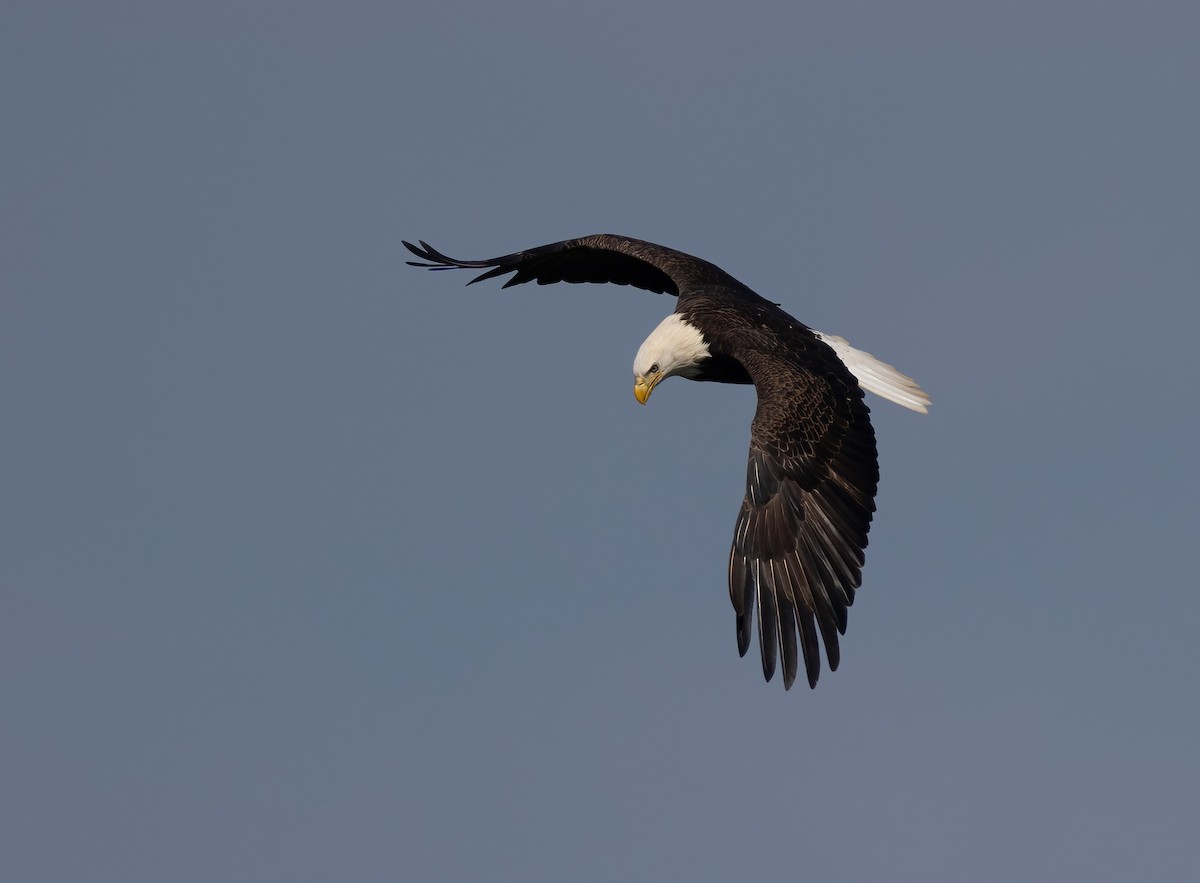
<box><xmin>404</xmin><ymin>234</ymin><xmax>743</xmax><ymax>296</ymax></box>
<box><xmin>727</xmin><ymin>337</ymin><xmax>879</xmax><ymax>690</ymax></box>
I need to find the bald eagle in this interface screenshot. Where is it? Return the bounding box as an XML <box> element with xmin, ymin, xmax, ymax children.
<box><xmin>405</xmin><ymin>234</ymin><xmax>929</xmax><ymax>690</ymax></box>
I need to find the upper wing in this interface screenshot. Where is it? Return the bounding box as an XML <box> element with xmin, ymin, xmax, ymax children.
<box><xmin>727</xmin><ymin>339</ymin><xmax>879</xmax><ymax>690</ymax></box>
<box><xmin>404</xmin><ymin>234</ymin><xmax>742</xmax><ymax>297</ymax></box>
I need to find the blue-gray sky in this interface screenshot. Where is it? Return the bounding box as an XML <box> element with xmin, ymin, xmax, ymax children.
<box><xmin>3</xmin><ymin>3</ymin><xmax>1198</xmax><ymax>881</ymax></box>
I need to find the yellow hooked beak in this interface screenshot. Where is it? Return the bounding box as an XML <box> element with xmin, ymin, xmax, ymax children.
<box><xmin>633</xmin><ymin>374</ymin><xmax>660</xmax><ymax>405</ymax></box>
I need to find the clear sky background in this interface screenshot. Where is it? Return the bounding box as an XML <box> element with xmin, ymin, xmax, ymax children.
<box><xmin>3</xmin><ymin>3</ymin><xmax>1198</xmax><ymax>881</ymax></box>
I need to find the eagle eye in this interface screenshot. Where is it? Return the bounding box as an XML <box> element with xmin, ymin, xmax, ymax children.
<box><xmin>649</xmin><ymin>362</ymin><xmax>660</xmax><ymax>374</ymax></box>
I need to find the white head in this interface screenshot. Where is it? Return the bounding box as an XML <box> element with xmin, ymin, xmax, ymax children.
<box><xmin>632</xmin><ymin>313</ymin><xmax>710</xmax><ymax>404</ymax></box>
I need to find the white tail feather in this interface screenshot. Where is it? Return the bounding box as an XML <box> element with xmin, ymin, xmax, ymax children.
<box><xmin>814</xmin><ymin>332</ymin><xmax>931</xmax><ymax>414</ymax></box>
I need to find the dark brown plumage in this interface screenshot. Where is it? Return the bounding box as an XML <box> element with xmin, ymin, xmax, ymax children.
<box><xmin>405</xmin><ymin>234</ymin><xmax>890</xmax><ymax>690</ymax></box>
